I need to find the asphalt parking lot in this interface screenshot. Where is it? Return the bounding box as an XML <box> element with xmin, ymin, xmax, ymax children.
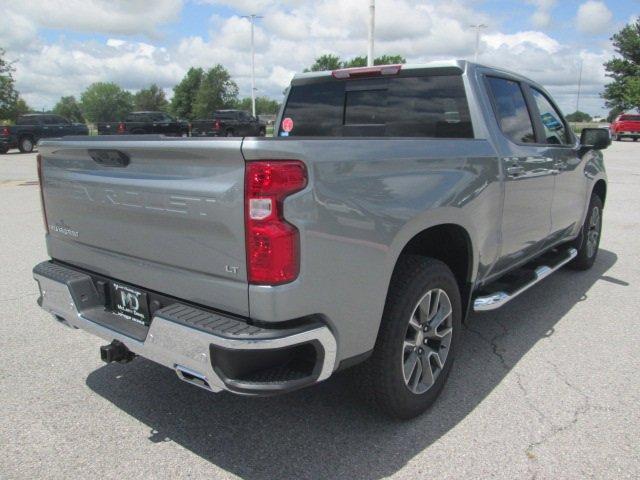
<box><xmin>1</xmin><ymin>141</ymin><xmax>638</xmax><ymax>479</ymax></box>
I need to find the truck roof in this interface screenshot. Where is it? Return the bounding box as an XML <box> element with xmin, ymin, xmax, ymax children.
<box><xmin>292</xmin><ymin>59</ymin><xmax>547</xmax><ymax>93</ymax></box>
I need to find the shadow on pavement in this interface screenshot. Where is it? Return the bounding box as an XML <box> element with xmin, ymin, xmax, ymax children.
<box><xmin>86</xmin><ymin>249</ymin><xmax>623</xmax><ymax>480</ymax></box>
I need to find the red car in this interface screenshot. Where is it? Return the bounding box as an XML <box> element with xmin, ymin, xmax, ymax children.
<box><xmin>610</xmin><ymin>114</ymin><xmax>640</xmax><ymax>141</ymax></box>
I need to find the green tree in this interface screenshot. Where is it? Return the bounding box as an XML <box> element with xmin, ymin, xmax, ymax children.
<box><xmin>304</xmin><ymin>54</ymin><xmax>342</xmax><ymax>72</ymax></box>
<box><xmin>80</xmin><ymin>82</ymin><xmax>133</xmax><ymax>123</ymax></box>
<box><xmin>0</xmin><ymin>47</ymin><xmax>19</xmax><ymax>120</ymax></box>
<box><xmin>565</xmin><ymin>111</ymin><xmax>593</xmax><ymax>122</ymax></box>
<box><xmin>192</xmin><ymin>65</ymin><xmax>238</xmax><ymax>119</ymax></box>
<box><xmin>134</xmin><ymin>83</ymin><xmax>168</xmax><ymax>111</ymax></box>
<box><xmin>343</xmin><ymin>54</ymin><xmax>407</xmax><ymax>68</ymax></box>
<box><xmin>53</xmin><ymin>96</ymin><xmax>84</xmax><ymax>123</ymax></box>
<box><xmin>170</xmin><ymin>67</ymin><xmax>204</xmax><ymax>120</ymax></box>
<box><xmin>603</xmin><ymin>19</ymin><xmax>640</xmax><ymax>112</ymax></box>
<box><xmin>12</xmin><ymin>98</ymin><xmax>31</xmax><ymax>118</ymax></box>
<box><xmin>235</xmin><ymin>96</ymin><xmax>280</xmax><ymax>115</ymax></box>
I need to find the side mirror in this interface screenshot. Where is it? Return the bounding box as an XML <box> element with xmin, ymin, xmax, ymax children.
<box><xmin>580</xmin><ymin>128</ymin><xmax>611</xmax><ymax>151</ymax></box>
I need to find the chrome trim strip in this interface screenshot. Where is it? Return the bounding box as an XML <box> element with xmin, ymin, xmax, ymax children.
<box><xmin>473</xmin><ymin>248</ymin><xmax>577</xmax><ymax>312</ymax></box>
<box><xmin>33</xmin><ymin>269</ymin><xmax>337</xmax><ymax>393</ymax></box>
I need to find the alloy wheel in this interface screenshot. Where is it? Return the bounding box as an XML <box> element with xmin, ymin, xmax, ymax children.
<box><xmin>586</xmin><ymin>206</ymin><xmax>601</xmax><ymax>258</ymax></box>
<box><xmin>402</xmin><ymin>288</ymin><xmax>453</xmax><ymax>394</ymax></box>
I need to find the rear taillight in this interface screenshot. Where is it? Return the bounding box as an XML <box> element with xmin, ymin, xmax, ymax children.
<box><xmin>1</xmin><ymin>127</ymin><xmax>9</xmax><ymax>137</ymax></box>
<box><xmin>213</xmin><ymin>120</ymin><xmax>221</xmax><ymax>131</ymax></box>
<box><xmin>37</xmin><ymin>154</ymin><xmax>48</xmax><ymax>232</ymax></box>
<box><xmin>117</xmin><ymin>122</ymin><xmax>125</xmax><ymax>134</ymax></box>
<box><xmin>245</xmin><ymin>161</ymin><xmax>307</xmax><ymax>285</ymax></box>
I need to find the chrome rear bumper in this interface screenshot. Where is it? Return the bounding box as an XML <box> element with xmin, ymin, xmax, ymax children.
<box><xmin>33</xmin><ymin>261</ymin><xmax>337</xmax><ymax>395</ymax></box>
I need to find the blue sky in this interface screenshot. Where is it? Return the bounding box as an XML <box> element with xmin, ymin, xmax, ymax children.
<box><xmin>1</xmin><ymin>0</ymin><xmax>637</xmax><ymax>115</ymax></box>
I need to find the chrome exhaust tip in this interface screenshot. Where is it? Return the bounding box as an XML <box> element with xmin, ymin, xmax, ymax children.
<box><xmin>175</xmin><ymin>365</ymin><xmax>212</xmax><ymax>392</ymax></box>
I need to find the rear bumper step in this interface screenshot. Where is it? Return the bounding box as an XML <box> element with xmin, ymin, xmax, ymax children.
<box><xmin>473</xmin><ymin>248</ymin><xmax>577</xmax><ymax>312</ymax></box>
<box><xmin>33</xmin><ymin>261</ymin><xmax>337</xmax><ymax>395</ymax></box>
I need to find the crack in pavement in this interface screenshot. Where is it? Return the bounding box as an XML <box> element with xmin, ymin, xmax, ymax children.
<box><xmin>465</xmin><ymin>320</ymin><xmax>551</xmax><ymax>424</ymax></box>
<box><xmin>464</xmin><ymin>318</ymin><xmax>613</xmax><ymax>479</ymax></box>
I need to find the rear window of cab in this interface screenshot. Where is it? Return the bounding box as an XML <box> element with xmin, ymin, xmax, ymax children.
<box><xmin>279</xmin><ymin>74</ymin><xmax>473</xmax><ymax>138</ymax></box>
<box><xmin>619</xmin><ymin>115</ymin><xmax>640</xmax><ymax>121</ymax></box>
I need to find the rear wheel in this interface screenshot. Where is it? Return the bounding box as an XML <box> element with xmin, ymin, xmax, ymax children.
<box><xmin>18</xmin><ymin>136</ymin><xmax>34</xmax><ymax>153</ymax></box>
<box><xmin>0</xmin><ymin>146</ymin><xmax>8</xmax><ymax>154</ymax></box>
<box><xmin>362</xmin><ymin>256</ymin><xmax>461</xmax><ymax>419</ymax></box>
<box><xmin>569</xmin><ymin>194</ymin><xmax>603</xmax><ymax>270</ymax></box>
<box><xmin>225</xmin><ymin>129</ymin><xmax>235</xmax><ymax>137</ymax></box>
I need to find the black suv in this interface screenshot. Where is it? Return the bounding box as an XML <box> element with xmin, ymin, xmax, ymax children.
<box><xmin>191</xmin><ymin>110</ymin><xmax>266</xmax><ymax>137</ymax></box>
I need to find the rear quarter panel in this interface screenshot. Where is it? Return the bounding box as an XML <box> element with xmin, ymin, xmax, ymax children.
<box><xmin>242</xmin><ymin>137</ymin><xmax>501</xmax><ymax>363</ymax></box>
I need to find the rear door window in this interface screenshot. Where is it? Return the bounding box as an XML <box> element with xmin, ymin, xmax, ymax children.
<box><xmin>486</xmin><ymin>76</ymin><xmax>536</xmax><ymax>144</ymax></box>
<box><xmin>280</xmin><ymin>74</ymin><xmax>473</xmax><ymax>138</ymax></box>
<box><xmin>620</xmin><ymin>115</ymin><xmax>640</xmax><ymax>121</ymax></box>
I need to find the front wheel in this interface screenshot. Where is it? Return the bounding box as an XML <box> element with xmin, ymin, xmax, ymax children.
<box><xmin>18</xmin><ymin>136</ymin><xmax>34</xmax><ymax>153</ymax></box>
<box><xmin>568</xmin><ymin>194</ymin><xmax>603</xmax><ymax>270</ymax></box>
<box><xmin>362</xmin><ymin>256</ymin><xmax>461</xmax><ymax>419</ymax></box>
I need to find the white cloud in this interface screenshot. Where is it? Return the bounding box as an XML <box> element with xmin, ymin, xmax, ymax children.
<box><xmin>0</xmin><ymin>11</ymin><xmax>40</xmax><ymax>50</ymax></box>
<box><xmin>526</xmin><ymin>0</ymin><xmax>556</xmax><ymax>28</ymax></box>
<box><xmin>576</xmin><ymin>1</ymin><xmax>613</xmax><ymax>35</ymax></box>
<box><xmin>12</xmin><ymin>0</ymin><xmax>183</xmax><ymax>38</ymax></box>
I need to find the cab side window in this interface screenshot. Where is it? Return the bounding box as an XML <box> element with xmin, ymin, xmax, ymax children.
<box><xmin>530</xmin><ymin>88</ymin><xmax>571</xmax><ymax>145</ymax></box>
<box><xmin>486</xmin><ymin>76</ymin><xmax>536</xmax><ymax>144</ymax></box>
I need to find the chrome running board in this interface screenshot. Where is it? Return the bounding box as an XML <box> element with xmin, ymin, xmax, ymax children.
<box><xmin>473</xmin><ymin>248</ymin><xmax>577</xmax><ymax>312</ymax></box>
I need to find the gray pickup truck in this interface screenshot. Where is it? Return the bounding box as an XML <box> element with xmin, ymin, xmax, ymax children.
<box><xmin>33</xmin><ymin>61</ymin><xmax>610</xmax><ymax>419</ymax></box>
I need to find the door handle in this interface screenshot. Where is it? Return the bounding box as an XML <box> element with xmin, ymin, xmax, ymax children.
<box><xmin>506</xmin><ymin>165</ymin><xmax>525</xmax><ymax>177</ymax></box>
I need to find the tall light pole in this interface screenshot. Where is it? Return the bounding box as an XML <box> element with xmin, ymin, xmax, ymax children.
<box><xmin>242</xmin><ymin>14</ymin><xmax>263</xmax><ymax>117</ymax></box>
<box><xmin>367</xmin><ymin>0</ymin><xmax>375</xmax><ymax>67</ymax></box>
<box><xmin>576</xmin><ymin>58</ymin><xmax>584</xmax><ymax>114</ymax></box>
<box><xmin>470</xmin><ymin>24</ymin><xmax>487</xmax><ymax>62</ymax></box>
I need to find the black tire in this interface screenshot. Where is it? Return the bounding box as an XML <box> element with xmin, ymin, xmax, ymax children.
<box><xmin>362</xmin><ymin>256</ymin><xmax>462</xmax><ymax>419</ymax></box>
<box><xmin>225</xmin><ymin>129</ymin><xmax>235</xmax><ymax>137</ymax></box>
<box><xmin>18</xmin><ymin>136</ymin><xmax>34</xmax><ymax>153</ymax></box>
<box><xmin>568</xmin><ymin>194</ymin><xmax>603</xmax><ymax>270</ymax></box>
<box><xmin>259</xmin><ymin>128</ymin><xmax>266</xmax><ymax>137</ymax></box>
<box><xmin>0</xmin><ymin>146</ymin><xmax>8</xmax><ymax>154</ymax></box>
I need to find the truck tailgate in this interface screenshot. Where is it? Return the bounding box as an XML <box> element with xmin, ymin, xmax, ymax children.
<box><xmin>38</xmin><ymin>137</ymin><xmax>249</xmax><ymax>316</ymax></box>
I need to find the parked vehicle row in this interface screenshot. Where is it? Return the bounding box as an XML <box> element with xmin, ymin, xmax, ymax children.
<box><xmin>1</xmin><ymin>110</ymin><xmax>267</xmax><ymax>154</ymax></box>
<box><xmin>33</xmin><ymin>60</ymin><xmax>610</xmax><ymax>419</ymax></box>
<box><xmin>1</xmin><ymin>114</ymin><xmax>88</xmax><ymax>154</ymax></box>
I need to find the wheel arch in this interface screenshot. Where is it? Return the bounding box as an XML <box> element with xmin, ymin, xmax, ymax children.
<box><xmin>592</xmin><ymin>179</ymin><xmax>607</xmax><ymax>207</ymax></box>
<box><xmin>390</xmin><ymin>223</ymin><xmax>475</xmax><ymax>323</ymax></box>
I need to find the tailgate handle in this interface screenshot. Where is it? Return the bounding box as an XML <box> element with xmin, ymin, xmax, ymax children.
<box><xmin>88</xmin><ymin>149</ymin><xmax>130</xmax><ymax>167</ymax></box>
